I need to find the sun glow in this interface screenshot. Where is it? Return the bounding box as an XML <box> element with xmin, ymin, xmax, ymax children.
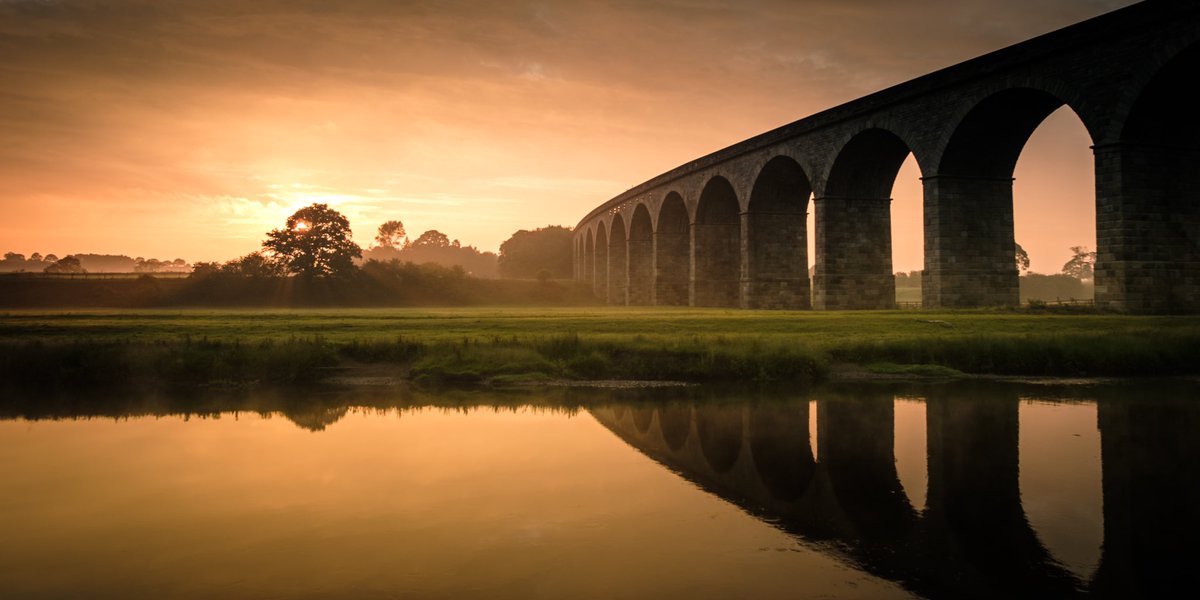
<box><xmin>293</xmin><ymin>221</ymin><xmax>310</xmax><ymax>232</ymax></box>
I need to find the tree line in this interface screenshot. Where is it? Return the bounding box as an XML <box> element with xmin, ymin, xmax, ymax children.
<box><xmin>0</xmin><ymin>252</ymin><xmax>192</xmax><ymax>274</ymax></box>
<box><xmin>2</xmin><ymin>204</ymin><xmax>575</xmax><ymax>281</ymax></box>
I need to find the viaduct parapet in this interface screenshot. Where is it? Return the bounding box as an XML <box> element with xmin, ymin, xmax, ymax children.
<box><xmin>572</xmin><ymin>1</ymin><xmax>1200</xmax><ymax>313</ymax></box>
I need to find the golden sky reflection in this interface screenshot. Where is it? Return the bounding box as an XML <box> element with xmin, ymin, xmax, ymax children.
<box><xmin>0</xmin><ymin>407</ymin><xmax>912</xmax><ymax>599</ymax></box>
<box><xmin>0</xmin><ymin>0</ymin><xmax>1130</xmax><ymax>270</ymax></box>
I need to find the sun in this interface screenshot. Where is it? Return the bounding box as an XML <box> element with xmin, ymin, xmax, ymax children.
<box><xmin>293</xmin><ymin>220</ymin><xmax>310</xmax><ymax>232</ymax></box>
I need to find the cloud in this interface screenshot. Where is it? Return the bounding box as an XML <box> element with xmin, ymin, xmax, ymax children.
<box><xmin>0</xmin><ymin>0</ymin><xmax>1134</xmax><ymax>261</ymax></box>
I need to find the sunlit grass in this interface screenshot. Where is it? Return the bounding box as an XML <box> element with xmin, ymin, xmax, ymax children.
<box><xmin>1</xmin><ymin>307</ymin><xmax>1197</xmax><ymax>383</ymax></box>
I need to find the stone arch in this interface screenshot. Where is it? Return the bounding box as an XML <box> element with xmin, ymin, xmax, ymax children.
<box><xmin>744</xmin><ymin>156</ymin><xmax>812</xmax><ymax>309</ymax></box>
<box><xmin>749</xmin><ymin>402</ymin><xmax>816</xmax><ymax>502</ymax></box>
<box><xmin>608</xmin><ymin>214</ymin><xmax>628</xmax><ymax>305</ymax></box>
<box><xmin>938</xmin><ymin>88</ymin><xmax>1081</xmax><ymax>179</ymax></box>
<box><xmin>594</xmin><ymin>221</ymin><xmax>609</xmax><ymax>299</ymax></box>
<box><xmin>814</xmin><ymin>128</ymin><xmax>916</xmax><ymax>309</ymax></box>
<box><xmin>696</xmin><ymin>404</ymin><xmax>743</xmax><ymax>474</ymax></box>
<box><xmin>925</xmin><ymin>88</ymin><xmax>1093</xmax><ymax>308</ymax></box>
<box><xmin>693</xmin><ymin>176</ymin><xmax>742</xmax><ymax>307</ymax></box>
<box><xmin>655</xmin><ymin>192</ymin><xmax>690</xmax><ymax>306</ymax></box>
<box><xmin>1098</xmin><ymin>43</ymin><xmax>1200</xmax><ymax>312</ymax></box>
<box><xmin>627</xmin><ymin>204</ymin><xmax>654</xmax><ymax>305</ymax></box>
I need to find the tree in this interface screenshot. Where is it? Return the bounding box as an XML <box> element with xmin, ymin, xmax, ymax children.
<box><xmin>262</xmin><ymin>203</ymin><xmax>362</xmax><ymax>278</ymax></box>
<box><xmin>44</xmin><ymin>256</ymin><xmax>85</xmax><ymax>274</ymax></box>
<box><xmin>411</xmin><ymin>230</ymin><xmax>451</xmax><ymax>248</ymax></box>
<box><xmin>4</xmin><ymin>252</ymin><xmax>24</xmax><ymax>262</ymax></box>
<box><xmin>375</xmin><ymin>220</ymin><xmax>406</xmax><ymax>248</ymax></box>
<box><xmin>222</xmin><ymin>252</ymin><xmax>282</xmax><ymax>277</ymax></box>
<box><xmin>498</xmin><ymin>225</ymin><xmax>573</xmax><ymax>279</ymax></box>
<box><xmin>1015</xmin><ymin>243</ymin><xmax>1030</xmax><ymax>273</ymax></box>
<box><xmin>30</xmin><ymin>253</ymin><xmax>43</xmax><ymax>262</ymax></box>
<box><xmin>1062</xmin><ymin>245</ymin><xmax>1096</xmax><ymax>280</ymax></box>
<box><xmin>43</xmin><ymin>254</ymin><xmax>58</xmax><ymax>263</ymax></box>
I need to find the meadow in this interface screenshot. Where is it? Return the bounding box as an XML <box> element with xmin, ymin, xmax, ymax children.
<box><xmin>2</xmin><ymin>307</ymin><xmax>1198</xmax><ymax>386</ymax></box>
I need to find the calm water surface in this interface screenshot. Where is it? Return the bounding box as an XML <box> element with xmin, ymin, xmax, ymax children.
<box><xmin>0</xmin><ymin>382</ymin><xmax>1195</xmax><ymax>599</ymax></box>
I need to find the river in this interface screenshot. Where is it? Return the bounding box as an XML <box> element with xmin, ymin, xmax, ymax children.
<box><xmin>0</xmin><ymin>380</ymin><xmax>1195</xmax><ymax>599</ymax></box>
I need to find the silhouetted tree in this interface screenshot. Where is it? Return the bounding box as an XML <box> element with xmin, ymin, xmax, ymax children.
<box><xmin>4</xmin><ymin>252</ymin><xmax>24</xmax><ymax>261</ymax></box>
<box><xmin>411</xmin><ymin>230</ymin><xmax>451</xmax><ymax>248</ymax></box>
<box><xmin>263</xmin><ymin>203</ymin><xmax>362</xmax><ymax>278</ymax></box>
<box><xmin>498</xmin><ymin>225</ymin><xmax>573</xmax><ymax>279</ymax></box>
<box><xmin>30</xmin><ymin>253</ymin><xmax>43</xmax><ymax>262</ymax></box>
<box><xmin>1015</xmin><ymin>243</ymin><xmax>1030</xmax><ymax>273</ymax></box>
<box><xmin>1062</xmin><ymin>246</ymin><xmax>1096</xmax><ymax>281</ymax></box>
<box><xmin>375</xmin><ymin>220</ymin><xmax>406</xmax><ymax>248</ymax></box>
<box><xmin>44</xmin><ymin>256</ymin><xmax>85</xmax><ymax>274</ymax></box>
<box><xmin>43</xmin><ymin>254</ymin><xmax>58</xmax><ymax>263</ymax></box>
<box><xmin>223</xmin><ymin>252</ymin><xmax>282</xmax><ymax>277</ymax></box>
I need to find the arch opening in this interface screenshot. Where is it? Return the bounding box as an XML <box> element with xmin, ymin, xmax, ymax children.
<box><xmin>608</xmin><ymin>214</ymin><xmax>628</xmax><ymax>305</ymax></box>
<box><xmin>655</xmin><ymin>193</ymin><xmax>690</xmax><ymax>306</ymax></box>
<box><xmin>816</xmin><ymin>129</ymin><xmax>913</xmax><ymax>309</ymax></box>
<box><xmin>926</xmin><ymin>88</ymin><xmax>1084</xmax><ymax>308</ymax></box>
<box><xmin>1013</xmin><ymin>107</ymin><xmax>1096</xmax><ymax>303</ymax></box>
<box><xmin>694</xmin><ymin>177</ymin><xmax>741</xmax><ymax>307</ymax></box>
<box><xmin>745</xmin><ymin>156</ymin><xmax>812</xmax><ymax>309</ymax></box>
<box><xmin>1018</xmin><ymin>401</ymin><xmax>1103</xmax><ymax>582</ymax></box>
<box><xmin>627</xmin><ymin>205</ymin><xmax>654</xmax><ymax>305</ymax></box>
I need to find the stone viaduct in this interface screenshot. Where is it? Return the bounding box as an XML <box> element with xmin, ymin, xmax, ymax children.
<box><xmin>572</xmin><ymin>1</ymin><xmax>1200</xmax><ymax>313</ymax></box>
<box><xmin>591</xmin><ymin>385</ymin><xmax>1200</xmax><ymax>598</ymax></box>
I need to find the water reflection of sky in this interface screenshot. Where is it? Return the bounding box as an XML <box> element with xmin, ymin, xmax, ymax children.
<box><xmin>0</xmin><ymin>405</ymin><xmax>912</xmax><ymax>600</ymax></box>
<box><xmin>0</xmin><ymin>383</ymin><xmax>1194</xmax><ymax>599</ymax></box>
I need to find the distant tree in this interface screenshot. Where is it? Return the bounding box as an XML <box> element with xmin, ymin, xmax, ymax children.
<box><xmin>172</xmin><ymin>258</ymin><xmax>186</xmax><ymax>266</ymax></box>
<box><xmin>43</xmin><ymin>254</ymin><xmax>59</xmax><ymax>263</ymax></box>
<box><xmin>263</xmin><ymin>203</ymin><xmax>362</xmax><ymax>278</ymax></box>
<box><xmin>498</xmin><ymin>225</ymin><xmax>573</xmax><ymax>279</ymax></box>
<box><xmin>4</xmin><ymin>252</ymin><xmax>24</xmax><ymax>262</ymax></box>
<box><xmin>44</xmin><ymin>256</ymin><xmax>85</xmax><ymax>274</ymax></box>
<box><xmin>135</xmin><ymin>258</ymin><xmax>165</xmax><ymax>273</ymax></box>
<box><xmin>1015</xmin><ymin>243</ymin><xmax>1030</xmax><ymax>273</ymax></box>
<box><xmin>1062</xmin><ymin>246</ymin><xmax>1096</xmax><ymax>280</ymax></box>
<box><xmin>375</xmin><ymin>220</ymin><xmax>407</xmax><ymax>248</ymax></box>
<box><xmin>30</xmin><ymin>253</ymin><xmax>43</xmax><ymax>262</ymax></box>
<box><xmin>411</xmin><ymin>230</ymin><xmax>451</xmax><ymax>248</ymax></box>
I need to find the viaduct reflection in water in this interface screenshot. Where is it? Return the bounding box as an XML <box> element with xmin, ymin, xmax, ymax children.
<box><xmin>591</xmin><ymin>385</ymin><xmax>1200</xmax><ymax>599</ymax></box>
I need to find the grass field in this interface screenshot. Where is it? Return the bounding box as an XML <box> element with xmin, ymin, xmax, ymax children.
<box><xmin>2</xmin><ymin>307</ymin><xmax>1199</xmax><ymax>384</ymax></box>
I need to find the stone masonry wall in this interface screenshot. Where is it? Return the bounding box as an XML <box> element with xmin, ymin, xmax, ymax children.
<box><xmin>813</xmin><ymin>197</ymin><xmax>896</xmax><ymax>309</ymax></box>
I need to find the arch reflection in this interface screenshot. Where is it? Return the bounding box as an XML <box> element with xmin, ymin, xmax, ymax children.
<box><xmin>591</xmin><ymin>383</ymin><xmax>1199</xmax><ymax>599</ymax></box>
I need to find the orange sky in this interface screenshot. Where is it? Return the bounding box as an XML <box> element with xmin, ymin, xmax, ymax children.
<box><xmin>0</xmin><ymin>0</ymin><xmax>1131</xmax><ymax>272</ymax></box>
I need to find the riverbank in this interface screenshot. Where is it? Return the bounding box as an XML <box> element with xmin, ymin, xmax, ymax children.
<box><xmin>1</xmin><ymin>308</ymin><xmax>1198</xmax><ymax>387</ymax></box>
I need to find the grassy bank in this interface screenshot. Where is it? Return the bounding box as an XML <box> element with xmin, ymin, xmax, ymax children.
<box><xmin>1</xmin><ymin>308</ymin><xmax>1198</xmax><ymax>386</ymax></box>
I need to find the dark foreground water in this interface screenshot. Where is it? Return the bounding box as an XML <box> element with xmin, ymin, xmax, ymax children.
<box><xmin>1</xmin><ymin>381</ymin><xmax>1196</xmax><ymax>599</ymax></box>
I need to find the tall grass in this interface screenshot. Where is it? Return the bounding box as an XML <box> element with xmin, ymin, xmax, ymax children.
<box><xmin>1</xmin><ymin>309</ymin><xmax>1198</xmax><ymax>387</ymax></box>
